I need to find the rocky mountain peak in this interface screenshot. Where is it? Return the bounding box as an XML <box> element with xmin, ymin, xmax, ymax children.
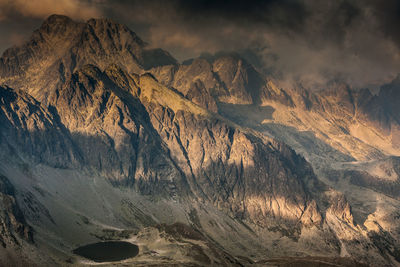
<box><xmin>38</xmin><ymin>14</ymin><xmax>80</xmax><ymax>35</ymax></box>
<box><xmin>84</xmin><ymin>17</ymin><xmax>145</xmax><ymax>48</ymax></box>
<box><xmin>0</xmin><ymin>14</ymin><xmax>177</xmax><ymax>103</ymax></box>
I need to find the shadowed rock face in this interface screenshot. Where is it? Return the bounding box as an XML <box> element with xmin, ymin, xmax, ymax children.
<box><xmin>365</xmin><ymin>76</ymin><xmax>400</xmax><ymax>145</ymax></box>
<box><xmin>0</xmin><ymin>174</ymin><xmax>33</xmax><ymax>247</ymax></box>
<box><xmin>0</xmin><ymin>86</ymin><xmax>79</xmax><ymax>168</ymax></box>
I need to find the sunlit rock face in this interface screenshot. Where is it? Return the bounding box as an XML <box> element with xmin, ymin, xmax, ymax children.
<box><xmin>0</xmin><ymin>14</ymin><xmax>399</xmax><ymax>266</ymax></box>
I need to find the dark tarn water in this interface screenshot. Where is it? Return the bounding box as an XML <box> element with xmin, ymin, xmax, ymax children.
<box><xmin>73</xmin><ymin>241</ymin><xmax>139</xmax><ymax>262</ymax></box>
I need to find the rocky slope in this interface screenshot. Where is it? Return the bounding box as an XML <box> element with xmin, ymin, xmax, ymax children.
<box><xmin>0</xmin><ymin>14</ymin><xmax>399</xmax><ymax>266</ymax></box>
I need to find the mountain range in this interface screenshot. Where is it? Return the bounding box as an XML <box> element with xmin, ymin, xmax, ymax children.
<box><xmin>0</xmin><ymin>14</ymin><xmax>399</xmax><ymax>266</ymax></box>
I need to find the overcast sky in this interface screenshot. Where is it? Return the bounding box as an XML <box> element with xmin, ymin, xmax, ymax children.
<box><xmin>0</xmin><ymin>0</ymin><xmax>400</xmax><ymax>90</ymax></box>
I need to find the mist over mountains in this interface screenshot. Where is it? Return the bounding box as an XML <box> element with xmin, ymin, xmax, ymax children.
<box><xmin>0</xmin><ymin>4</ymin><xmax>399</xmax><ymax>267</ymax></box>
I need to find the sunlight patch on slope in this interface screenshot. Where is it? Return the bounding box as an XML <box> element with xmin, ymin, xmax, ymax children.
<box><xmin>138</xmin><ymin>74</ymin><xmax>211</xmax><ymax>117</ymax></box>
<box><xmin>261</xmin><ymin>101</ymin><xmax>389</xmax><ymax>161</ymax></box>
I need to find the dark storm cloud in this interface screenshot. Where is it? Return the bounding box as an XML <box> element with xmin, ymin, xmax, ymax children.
<box><xmin>0</xmin><ymin>0</ymin><xmax>400</xmax><ymax>89</ymax></box>
<box><xmin>175</xmin><ymin>0</ymin><xmax>308</xmax><ymax>30</ymax></box>
<box><xmin>368</xmin><ymin>0</ymin><xmax>400</xmax><ymax>50</ymax></box>
<box><xmin>101</xmin><ymin>0</ymin><xmax>362</xmax><ymax>50</ymax></box>
<box><xmin>97</xmin><ymin>0</ymin><xmax>309</xmax><ymax>54</ymax></box>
